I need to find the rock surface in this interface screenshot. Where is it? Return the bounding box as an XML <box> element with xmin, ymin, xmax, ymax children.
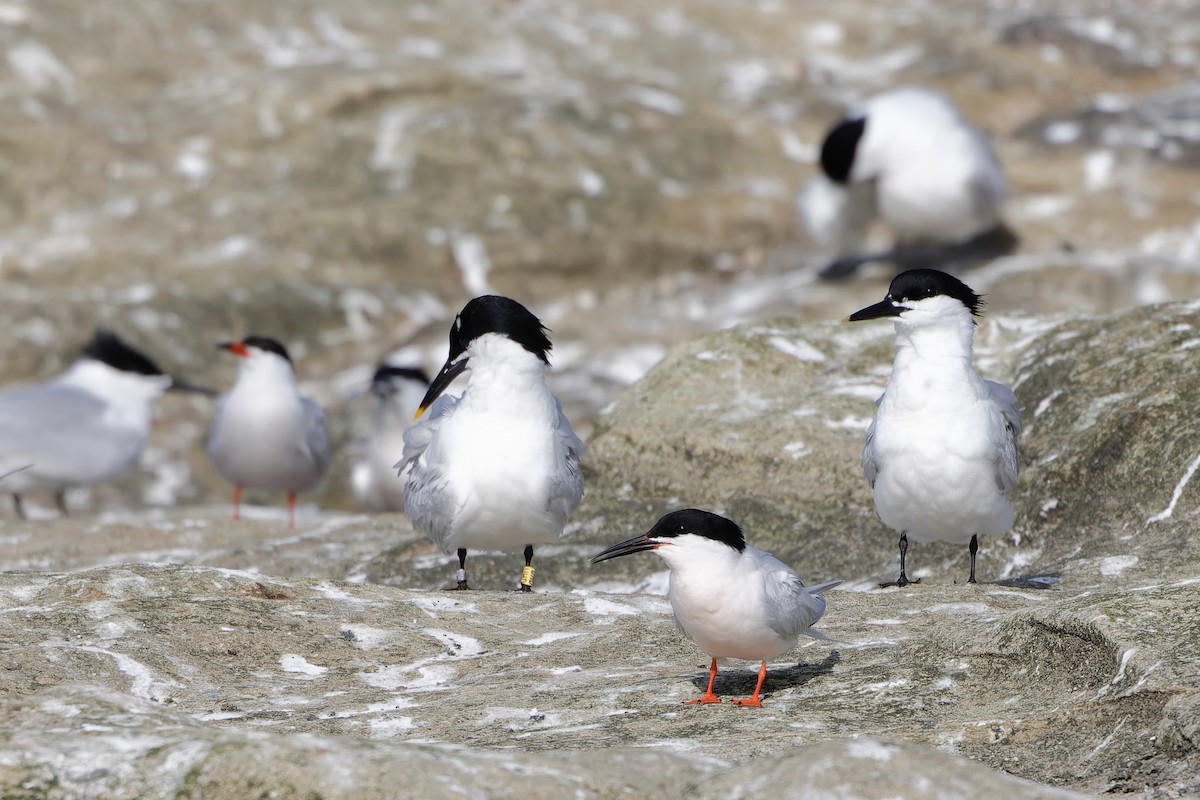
<box><xmin>4</xmin><ymin>301</ymin><xmax>1200</xmax><ymax>797</ymax></box>
<box><xmin>0</xmin><ymin>563</ymin><xmax>1179</xmax><ymax>799</ymax></box>
<box><xmin>1</xmin><ymin>0</ymin><xmax>1200</xmax><ymax>797</ymax></box>
<box><xmin>584</xmin><ymin>301</ymin><xmax>1200</xmax><ymax>593</ymax></box>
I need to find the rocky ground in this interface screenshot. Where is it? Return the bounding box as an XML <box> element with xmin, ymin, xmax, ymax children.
<box><xmin>1</xmin><ymin>0</ymin><xmax>1199</xmax><ymax>797</ymax></box>
<box><xmin>4</xmin><ymin>301</ymin><xmax>1200</xmax><ymax>797</ymax></box>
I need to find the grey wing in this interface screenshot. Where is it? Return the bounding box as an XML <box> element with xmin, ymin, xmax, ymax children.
<box><xmin>395</xmin><ymin>392</ymin><xmax>455</xmax><ymax>474</ymax></box>
<box><xmin>398</xmin><ymin>394</ymin><xmax>459</xmax><ymax>552</ymax></box>
<box><xmin>767</xmin><ymin>569</ymin><xmax>833</xmax><ymax>642</ymax></box>
<box><xmin>0</xmin><ymin>385</ymin><xmax>115</xmax><ymax>478</ymax></box>
<box><xmin>301</xmin><ymin>397</ymin><xmax>331</xmax><ymax>475</ymax></box>
<box><xmin>205</xmin><ymin>392</ymin><xmax>228</xmax><ymax>457</ymax></box>
<box><xmin>546</xmin><ymin>396</ymin><xmax>584</xmax><ymax>528</ymax></box>
<box><xmin>985</xmin><ymin>380</ymin><xmax>1021</xmax><ymax>493</ymax></box>
<box><xmin>860</xmin><ymin>395</ymin><xmax>883</xmax><ymax>488</ymax></box>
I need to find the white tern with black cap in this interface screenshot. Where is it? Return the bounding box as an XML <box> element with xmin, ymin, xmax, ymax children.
<box><xmin>846</xmin><ymin>268</ymin><xmax>1022</xmax><ymax>585</ymax></box>
<box><xmin>398</xmin><ymin>295</ymin><xmax>584</xmax><ymax>592</ymax></box>
<box><xmin>798</xmin><ymin>87</ymin><xmax>1011</xmax><ymax>279</ymax></box>
<box><xmin>0</xmin><ymin>329</ymin><xmax>213</xmax><ymax>518</ymax></box>
<box><xmin>593</xmin><ymin>508</ymin><xmax>840</xmax><ymax>707</ymax></box>
<box><xmin>352</xmin><ymin>363</ymin><xmax>430</xmax><ymax>512</ymax></box>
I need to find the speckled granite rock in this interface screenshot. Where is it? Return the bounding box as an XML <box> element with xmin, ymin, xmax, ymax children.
<box><xmin>0</xmin><ymin>0</ymin><xmax>1197</xmax><ymax>518</ymax></box>
<box><xmin>0</xmin><ymin>563</ymin><xmax>1190</xmax><ymax>798</ymax></box>
<box><xmin>582</xmin><ymin>301</ymin><xmax>1200</xmax><ymax>594</ymax></box>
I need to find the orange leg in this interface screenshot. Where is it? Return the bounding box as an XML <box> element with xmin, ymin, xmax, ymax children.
<box><xmin>232</xmin><ymin>486</ymin><xmax>242</xmax><ymax>521</ymax></box>
<box><xmin>732</xmin><ymin>661</ymin><xmax>767</xmax><ymax>708</ymax></box>
<box><xmin>683</xmin><ymin>658</ymin><xmax>722</xmax><ymax>705</ymax></box>
<box><xmin>287</xmin><ymin>491</ymin><xmax>296</xmax><ymax>530</ymax></box>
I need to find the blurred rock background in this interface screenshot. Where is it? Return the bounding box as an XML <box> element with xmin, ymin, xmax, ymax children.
<box><xmin>0</xmin><ymin>0</ymin><xmax>1196</xmax><ymax>514</ymax></box>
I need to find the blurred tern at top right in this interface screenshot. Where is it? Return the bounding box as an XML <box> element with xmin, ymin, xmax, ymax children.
<box><xmin>796</xmin><ymin>87</ymin><xmax>1016</xmax><ymax>280</ymax></box>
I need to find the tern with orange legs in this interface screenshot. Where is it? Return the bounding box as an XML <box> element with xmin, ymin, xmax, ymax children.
<box><xmin>207</xmin><ymin>336</ymin><xmax>330</xmax><ymax>529</ymax></box>
<box><xmin>592</xmin><ymin>509</ymin><xmax>840</xmax><ymax>707</ymax></box>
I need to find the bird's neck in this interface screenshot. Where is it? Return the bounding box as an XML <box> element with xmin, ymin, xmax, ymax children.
<box><xmin>891</xmin><ymin>316</ymin><xmax>976</xmax><ymax>373</ymax></box>
<box><xmin>233</xmin><ymin>360</ymin><xmax>300</xmax><ymax>398</ymax></box>
<box><xmin>461</xmin><ymin>340</ymin><xmax>552</xmax><ymax>410</ymax></box>
<box><xmin>58</xmin><ymin>361</ymin><xmax>163</xmax><ymax>408</ymax></box>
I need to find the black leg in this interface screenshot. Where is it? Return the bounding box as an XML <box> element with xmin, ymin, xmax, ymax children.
<box><xmin>54</xmin><ymin>490</ymin><xmax>68</xmax><ymax>516</ymax></box>
<box><xmin>452</xmin><ymin>548</ymin><xmax>470</xmax><ymax>591</ymax></box>
<box><xmin>879</xmin><ymin>532</ymin><xmax>921</xmax><ymax>588</ymax></box>
<box><xmin>519</xmin><ymin>544</ymin><xmax>535</xmax><ymax>593</ymax></box>
<box><xmin>820</xmin><ymin>225</ymin><xmax>1018</xmax><ymax>281</ymax></box>
<box><xmin>818</xmin><ymin>253</ymin><xmax>875</xmax><ymax>280</ymax></box>
<box><xmin>12</xmin><ymin>494</ymin><xmax>25</xmax><ymax>521</ymax></box>
<box><xmin>967</xmin><ymin>534</ymin><xmax>979</xmax><ymax>584</ymax></box>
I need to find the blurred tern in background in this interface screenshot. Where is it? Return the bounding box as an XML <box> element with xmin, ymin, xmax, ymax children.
<box><xmin>796</xmin><ymin>86</ymin><xmax>1014</xmax><ymax>280</ymax></box>
<box><xmin>351</xmin><ymin>364</ymin><xmax>429</xmax><ymax>512</ymax></box>
<box><xmin>846</xmin><ymin>269</ymin><xmax>1021</xmax><ymax>586</ymax></box>
<box><xmin>399</xmin><ymin>295</ymin><xmax>584</xmax><ymax>592</ymax></box>
<box><xmin>0</xmin><ymin>329</ymin><xmax>212</xmax><ymax>518</ymax></box>
<box><xmin>207</xmin><ymin>336</ymin><xmax>330</xmax><ymax>529</ymax></box>
<box><xmin>592</xmin><ymin>509</ymin><xmax>840</xmax><ymax>708</ymax></box>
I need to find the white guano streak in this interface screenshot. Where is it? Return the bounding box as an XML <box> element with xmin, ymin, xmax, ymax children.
<box><xmin>1146</xmin><ymin>451</ymin><xmax>1200</xmax><ymax>524</ymax></box>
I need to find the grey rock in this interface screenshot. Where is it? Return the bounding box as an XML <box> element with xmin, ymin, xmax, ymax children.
<box><xmin>579</xmin><ymin>314</ymin><xmax>1024</xmax><ymax>587</ymax></box>
<box><xmin>702</xmin><ymin>739</ymin><xmax>1091</xmax><ymax>800</ymax></box>
<box><xmin>0</xmin><ymin>685</ymin><xmax>1091</xmax><ymax>800</ymax></box>
<box><xmin>2</xmin><ymin>305</ymin><xmax>1200</xmax><ymax>799</ymax></box>
<box><xmin>0</xmin><ymin>0</ymin><xmax>1198</xmax><ymax>797</ymax></box>
<box><xmin>0</xmin><ymin>0</ymin><xmax>1197</xmax><ymax>520</ymax></box>
<box><xmin>0</xmin><ymin>563</ymin><xmax>1186</xmax><ymax>798</ymax></box>
<box><xmin>582</xmin><ymin>301</ymin><xmax>1200</xmax><ymax>594</ymax></box>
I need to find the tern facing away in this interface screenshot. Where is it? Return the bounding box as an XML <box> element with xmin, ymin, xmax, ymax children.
<box><xmin>352</xmin><ymin>364</ymin><xmax>429</xmax><ymax>512</ymax></box>
<box><xmin>0</xmin><ymin>329</ymin><xmax>211</xmax><ymax>518</ymax></box>
<box><xmin>399</xmin><ymin>295</ymin><xmax>584</xmax><ymax>592</ymax></box>
<box><xmin>796</xmin><ymin>86</ymin><xmax>1013</xmax><ymax>280</ymax></box>
<box><xmin>846</xmin><ymin>269</ymin><xmax>1022</xmax><ymax>586</ymax></box>
<box><xmin>207</xmin><ymin>336</ymin><xmax>331</xmax><ymax>529</ymax></box>
<box><xmin>592</xmin><ymin>509</ymin><xmax>840</xmax><ymax>707</ymax></box>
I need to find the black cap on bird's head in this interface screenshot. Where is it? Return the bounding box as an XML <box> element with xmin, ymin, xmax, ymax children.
<box><xmin>845</xmin><ymin>268</ymin><xmax>983</xmax><ymax>323</ymax></box>
<box><xmin>414</xmin><ymin>295</ymin><xmax>552</xmax><ymax>420</ymax></box>
<box><xmin>83</xmin><ymin>329</ymin><xmax>215</xmax><ymax>396</ymax></box>
<box><xmin>371</xmin><ymin>364</ymin><xmax>430</xmax><ymax>397</ymax></box>
<box><xmin>448</xmin><ymin>295</ymin><xmax>552</xmax><ymax>365</ymax></box>
<box><xmin>590</xmin><ymin>508</ymin><xmax>747</xmax><ymax>565</ymax></box>
<box><xmin>82</xmin><ymin>329</ymin><xmax>165</xmax><ymax>377</ymax></box>
<box><xmin>819</xmin><ymin>116</ymin><xmax>867</xmax><ymax>184</ymax></box>
<box><xmin>646</xmin><ymin>509</ymin><xmax>746</xmax><ymax>552</ymax></box>
<box><xmin>218</xmin><ymin>335</ymin><xmax>293</xmax><ymax>365</ymax></box>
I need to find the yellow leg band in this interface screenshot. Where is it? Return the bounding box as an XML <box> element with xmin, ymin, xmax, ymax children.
<box><xmin>520</xmin><ymin>565</ymin><xmax>536</xmax><ymax>589</ymax></box>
